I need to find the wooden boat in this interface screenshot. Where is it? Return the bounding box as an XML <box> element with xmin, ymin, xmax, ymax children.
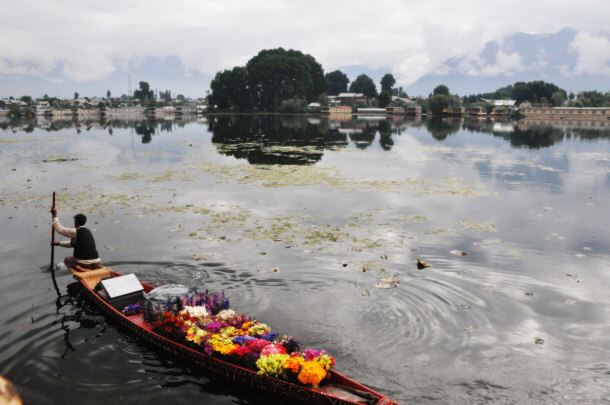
<box><xmin>68</xmin><ymin>265</ymin><xmax>398</xmax><ymax>405</ymax></box>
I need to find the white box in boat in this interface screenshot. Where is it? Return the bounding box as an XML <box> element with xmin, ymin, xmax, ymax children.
<box><xmin>100</xmin><ymin>274</ymin><xmax>144</xmax><ymax>310</ymax></box>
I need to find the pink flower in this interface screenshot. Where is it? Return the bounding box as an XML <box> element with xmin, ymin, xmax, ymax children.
<box><xmin>303</xmin><ymin>349</ymin><xmax>323</xmax><ymax>361</ymax></box>
<box><xmin>231</xmin><ymin>345</ymin><xmax>253</xmax><ymax>358</ymax></box>
<box><xmin>260</xmin><ymin>344</ymin><xmax>288</xmax><ymax>356</ymax></box>
<box><xmin>246</xmin><ymin>338</ymin><xmax>271</xmax><ymax>353</ymax></box>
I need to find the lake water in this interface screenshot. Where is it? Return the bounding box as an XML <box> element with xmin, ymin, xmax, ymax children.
<box><xmin>1</xmin><ymin>115</ymin><xmax>609</xmax><ymax>404</ymax></box>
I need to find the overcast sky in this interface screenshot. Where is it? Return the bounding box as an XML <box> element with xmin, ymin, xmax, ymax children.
<box><xmin>1</xmin><ymin>0</ymin><xmax>609</xmax><ymax>98</ymax></box>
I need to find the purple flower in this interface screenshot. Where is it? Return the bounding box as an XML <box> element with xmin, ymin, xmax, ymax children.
<box><xmin>122</xmin><ymin>304</ymin><xmax>143</xmax><ymax>316</ymax></box>
<box><xmin>304</xmin><ymin>349</ymin><xmax>324</xmax><ymax>361</ymax></box>
<box><xmin>233</xmin><ymin>335</ymin><xmax>255</xmax><ymax>345</ymax></box>
<box><xmin>281</xmin><ymin>337</ymin><xmax>300</xmax><ymax>353</ymax></box>
<box><xmin>204</xmin><ymin>321</ymin><xmax>223</xmax><ymax>333</ymax></box>
<box><xmin>260</xmin><ymin>332</ymin><xmax>278</xmax><ymax>342</ymax></box>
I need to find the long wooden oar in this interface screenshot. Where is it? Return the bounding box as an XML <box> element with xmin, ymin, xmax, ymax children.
<box><xmin>49</xmin><ymin>191</ymin><xmax>62</xmax><ymax>298</ymax></box>
<box><xmin>49</xmin><ymin>191</ymin><xmax>56</xmax><ymax>270</ymax></box>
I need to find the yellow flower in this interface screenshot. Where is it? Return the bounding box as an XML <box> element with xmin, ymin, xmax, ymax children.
<box><xmin>256</xmin><ymin>354</ymin><xmax>290</xmax><ymax>378</ymax></box>
<box><xmin>247</xmin><ymin>323</ymin><xmax>270</xmax><ymax>336</ymax></box>
<box><xmin>209</xmin><ymin>334</ymin><xmax>238</xmax><ymax>355</ymax></box>
<box><xmin>219</xmin><ymin>326</ymin><xmax>238</xmax><ymax>339</ymax></box>
<box><xmin>315</xmin><ymin>354</ymin><xmax>334</xmax><ymax>371</ymax></box>
<box><xmin>185</xmin><ymin>325</ymin><xmax>209</xmax><ymax>345</ymax></box>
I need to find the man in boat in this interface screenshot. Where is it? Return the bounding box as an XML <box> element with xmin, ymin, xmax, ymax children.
<box><xmin>50</xmin><ymin>208</ymin><xmax>102</xmax><ymax>271</ymax></box>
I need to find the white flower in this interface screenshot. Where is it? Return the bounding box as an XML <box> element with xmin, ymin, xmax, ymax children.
<box><xmin>217</xmin><ymin>309</ymin><xmax>236</xmax><ymax>321</ymax></box>
<box><xmin>180</xmin><ymin>305</ymin><xmax>208</xmax><ymax>317</ymax></box>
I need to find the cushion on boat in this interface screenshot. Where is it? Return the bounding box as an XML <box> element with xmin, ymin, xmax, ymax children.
<box><xmin>69</xmin><ymin>266</ymin><xmax>113</xmax><ymax>289</ymax></box>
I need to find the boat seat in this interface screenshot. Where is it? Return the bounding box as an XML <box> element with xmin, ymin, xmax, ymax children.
<box><xmin>69</xmin><ymin>266</ymin><xmax>113</xmax><ymax>289</ymax></box>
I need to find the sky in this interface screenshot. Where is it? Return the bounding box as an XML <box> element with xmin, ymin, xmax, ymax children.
<box><xmin>1</xmin><ymin>0</ymin><xmax>609</xmax><ymax>99</ymax></box>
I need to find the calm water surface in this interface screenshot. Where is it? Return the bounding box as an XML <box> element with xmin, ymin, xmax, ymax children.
<box><xmin>1</xmin><ymin>115</ymin><xmax>609</xmax><ymax>404</ymax></box>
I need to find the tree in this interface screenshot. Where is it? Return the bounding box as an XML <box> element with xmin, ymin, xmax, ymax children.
<box><xmin>279</xmin><ymin>96</ymin><xmax>307</xmax><ymax>113</ymax></box>
<box><xmin>106</xmin><ymin>90</ymin><xmax>111</xmax><ymax>99</ymax></box>
<box><xmin>74</xmin><ymin>92</ymin><xmax>79</xmax><ymax>100</ymax></box>
<box><xmin>176</xmin><ymin>94</ymin><xmax>185</xmax><ymax>101</ymax></box>
<box><xmin>377</xmin><ymin>90</ymin><xmax>392</xmax><ymax>108</ymax></box>
<box><xmin>246</xmin><ymin>48</ymin><xmax>325</xmax><ymax>111</ymax></box>
<box><xmin>512</xmin><ymin>80</ymin><xmax>566</xmax><ymax>105</ymax></box>
<box><xmin>577</xmin><ymin>90</ymin><xmax>609</xmax><ymax>107</ymax></box>
<box><xmin>19</xmin><ymin>95</ymin><xmax>32</xmax><ymax>104</ymax></box>
<box><xmin>133</xmin><ymin>81</ymin><xmax>155</xmax><ymax>105</ymax></box>
<box><xmin>159</xmin><ymin>90</ymin><xmax>172</xmax><ymax>102</ymax></box>
<box><xmin>380</xmin><ymin>74</ymin><xmax>396</xmax><ymax>93</ymax></box>
<box><xmin>551</xmin><ymin>91</ymin><xmax>566</xmax><ymax>107</ymax></box>
<box><xmin>428</xmin><ymin>94</ymin><xmax>462</xmax><ymax>115</ymax></box>
<box><xmin>484</xmin><ymin>102</ymin><xmax>494</xmax><ymax>114</ymax></box>
<box><xmin>324</xmin><ymin>70</ymin><xmax>349</xmax><ymax>95</ymax></box>
<box><xmin>317</xmin><ymin>93</ymin><xmax>330</xmax><ymax>107</ymax></box>
<box><xmin>428</xmin><ymin>94</ymin><xmax>450</xmax><ymax>115</ymax></box>
<box><xmin>209</xmin><ymin>66</ymin><xmax>250</xmax><ymax>111</ymax></box>
<box><xmin>512</xmin><ymin>82</ymin><xmax>534</xmax><ymax>103</ymax></box>
<box><xmin>349</xmin><ymin>74</ymin><xmax>378</xmax><ymax>99</ymax></box>
<box><xmin>393</xmin><ymin>87</ymin><xmax>408</xmax><ymax>98</ymax></box>
<box><xmin>433</xmin><ymin>85</ymin><xmax>449</xmax><ymax>96</ymax></box>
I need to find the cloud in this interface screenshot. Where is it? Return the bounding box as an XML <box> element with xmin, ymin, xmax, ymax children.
<box><xmin>0</xmin><ymin>0</ymin><xmax>609</xmax><ymax>94</ymax></box>
<box><xmin>569</xmin><ymin>32</ymin><xmax>610</xmax><ymax>75</ymax></box>
<box><xmin>480</xmin><ymin>51</ymin><xmax>525</xmax><ymax>76</ymax></box>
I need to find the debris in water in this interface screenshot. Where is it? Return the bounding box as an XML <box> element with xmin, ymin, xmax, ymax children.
<box><xmin>525</xmin><ymin>291</ymin><xmax>535</xmax><ymax>296</ymax></box>
<box><xmin>41</xmin><ymin>158</ymin><xmax>79</xmax><ymax>163</ymax></box>
<box><xmin>566</xmin><ymin>274</ymin><xmax>581</xmax><ymax>283</ymax></box>
<box><xmin>562</xmin><ymin>298</ymin><xmax>577</xmax><ymax>305</ymax></box>
<box><xmin>417</xmin><ymin>258</ymin><xmax>430</xmax><ymax>269</ymax></box>
<box><xmin>375</xmin><ymin>276</ymin><xmax>399</xmax><ymax>289</ymax></box>
<box><xmin>362</xmin><ymin>289</ymin><xmax>370</xmax><ymax>296</ymax></box>
<box><xmin>272</xmin><ymin>267</ymin><xmax>279</xmax><ymax>273</ymax></box>
<box><xmin>535</xmin><ymin>337</ymin><xmax>545</xmax><ymax>345</ymax></box>
<box><xmin>450</xmin><ymin>250</ymin><xmax>467</xmax><ymax>256</ymax></box>
<box><xmin>460</xmin><ymin>304</ymin><xmax>471</xmax><ymax>309</ymax></box>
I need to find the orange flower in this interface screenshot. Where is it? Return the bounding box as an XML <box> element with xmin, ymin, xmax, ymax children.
<box><xmin>297</xmin><ymin>361</ymin><xmax>327</xmax><ymax>386</ymax></box>
<box><xmin>283</xmin><ymin>356</ymin><xmax>305</xmax><ymax>374</ymax></box>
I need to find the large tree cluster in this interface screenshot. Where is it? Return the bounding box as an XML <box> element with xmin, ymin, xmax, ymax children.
<box><xmin>209</xmin><ymin>48</ymin><xmax>325</xmax><ymax>112</ymax></box>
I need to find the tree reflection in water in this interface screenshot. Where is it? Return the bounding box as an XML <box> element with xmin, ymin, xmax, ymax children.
<box><xmin>3</xmin><ymin>115</ymin><xmax>609</xmax><ymax>153</ymax></box>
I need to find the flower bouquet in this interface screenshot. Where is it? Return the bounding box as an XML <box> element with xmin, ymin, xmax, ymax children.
<box><xmin>149</xmin><ymin>289</ymin><xmax>335</xmax><ymax>388</ymax></box>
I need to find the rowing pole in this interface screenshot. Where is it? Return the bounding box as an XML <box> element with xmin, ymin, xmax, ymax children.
<box><xmin>49</xmin><ymin>191</ymin><xmax>62</xmax><ymax>298</ymax></box>
<box><xmin>49</xmin><ymin>191</ymin><xmax>56</xmax><ymax>270</ymax></box>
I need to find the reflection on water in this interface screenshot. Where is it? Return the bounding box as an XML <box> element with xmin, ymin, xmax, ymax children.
<box><xmin>3</xmin><ymin>115</ymin><xmax>610</xmax><ymax>153</ymax></box>
<box><xmin>1</xmin><ymin>115</ymin><xmax>610</xmax><ymax>404</ymax></box>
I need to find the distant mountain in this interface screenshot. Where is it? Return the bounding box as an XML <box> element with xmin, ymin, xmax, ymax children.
<box><xmin>404</xmin><ymin>28</ymin><xmax>610</xmax><ymax>97</ymax></box>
